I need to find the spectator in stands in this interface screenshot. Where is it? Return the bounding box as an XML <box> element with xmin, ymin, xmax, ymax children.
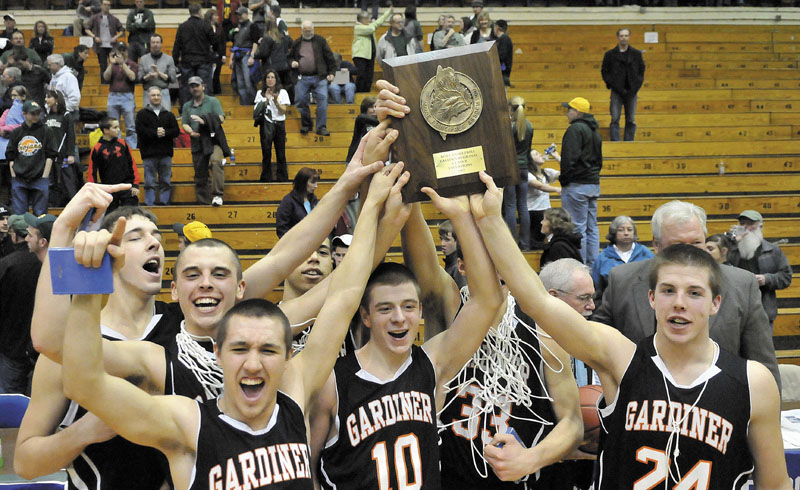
<box><xmin>439</xmin><ymin>220</ymin><xmax>467</xmax><ymax>290</ymax></box>
<box><xmin>47</xmin><ymin>54</ymin><xmax>81</xmax><ymax>114</ymax></box>
<box><xmin>253</xmin><ymin>17</ymin><xmax>292</xmax><ymax>99</ymax></box>
<box><xmin>173</xmin><ymin>3</ymin><xmax>216</xmax><ymax>106</ymax></box>
<box><xmin>229</xmin><ymin>6</ymin><xmax>261</xmax><ymax>106</ymax></box>
<box><xmin>0</xmin><ymin>205</ymin><xmax>8</xmax><ymax>257</ymax></box>
<box><xmin>459</xmin><ymin>17</ymin><xmax>475</xmax><ymax>42</ymax></box>
<box><xmin>249</xmin><ymin>0</ymin><xmax>269</xmax><ymax>32</ymax></box>
<box><xmin>15</xmin><ymin>50</ymin><xmax>50</xmax><ymax>107</ymax></box>
<box><xmin>276</xmin><ymin>166</ymin><xmax>319</xmax><ymax>238</ymax></box>
<box><xmin>346</xmin><ymin>95</ymin><xmax>377</xmax><ymax>162</ymax></box>
<box><xmin>138</xmin><ymin>34</ymin><xmax>176</xmax><ymax>110</ymax></box>
<box><xmin>3</xmin><ymin>213</ymin><xmax>28</xmax><ymax>257</ymax></box>
<box><xmin>494</xmin><ymin>20</ymin><xmax>513</xmax><ymax>86</ymax></box>
<box><xmin>1</xmin><ymin>33</ymin><xmax>44</xmax><ymax>66</ymax></box>
<box><xmin>270</xmin><ymin>5</ymin><xmax>289</xmax><ymax>36</ymax></box>
<box><xmin>706</xmin><ymin>233</ymin><xmax>733</xmax><ymax>264</ymax></box>
<box><xmin>503</xmin><ymin>96</ymin><xmax>532</xmax><ymax>250</ymax></box>
<box><xmin>1</xmin><ymin>14</ymin><xmax>16</xmax><ymax>40</ymax></box>
<box><xmin>254</xmin><ymin>69</ymin><xmax>289</xmax><ymax>183</ymax></box>
<box><xmin>104</xmin><ymin>43</ymin><xmax>138</xmax><ymax>149</ymax></box>
<box><xmin>0</xmin><ymin>86</ymin><xmax>25</xmax><ymax>165</ymax></box>
<box><xmin>469</xmin><ymin>0</ymin><xmax>485</xmax><ymax>26</ymax></box>
<box><xmin>593</xmin><ymin>200</ymin><xmax>781</xmax><ymax>388</ymax></box>
<box><xmin>74</xmin><ymin>0</ymin><xmax>100</xmax><ymax>37</ymax></box>
<box><xmin>62</xmin><ymin>44</ymin><xmax>89</xmax><ymax>90</ymax></box>
<box><xmin>87</xmin><ymin>117</ymin><xmax>140</xmax><ymax>213</ymax></box>
<box><xmin>527</xmin><ymin>149</ymin><xmax>560</xmax><ymax>250</ymax></box>
<box><xmin>85</xmin><ymin>0</ymin><xmax>125</xmax><ymax>83</ymax></box>
<box><xmin>331</xmin><ymin>233</ymin><xmax>351</xmax><ymax>268</ymax></box>
<box><xmin>29</xmin><ymin>21</ymin><xmax>54</xmax><ymax>62</ymax></box>
<box><xmin>540</xmin><ymin>207</ymin><xmax>583</xmax><ymax>268</ymax></box>
<box><xmin>729</xmin><ymin>209</ymin><xmax>793</xmax><ymax>327</ymax></box>
<box><xmin>204</xmin><ymin>9</ymin><xmax>227</xmax><ymax>95</ymax></box>
<box><xmin>137</xmin><ymin>87</ymin><xmax>180</xmax><ymax>206</ymax></box>
<box><xmin>0</xmin><ymin>67</ymin><xmax>21</xmax><ymax>115</ymax></box>
<box><xmin>173</xmin><ymin>220</ymin><xmax>212</xmax><ymax>251</ymax></box>
<box><xmin>290</xmin><ymin>21</ymin><xmax>335</xmax><ymax>137</ymax></box>
<box><xmin>601</xmin><ymin>28</ymin><xmax>645</xmax><ymax>142</ymax></box>
<box><xmin>433</xmin><ymin>15</ymin><xmax>466</xmax><ymax>50</ymax></box>
<box><xmin>181</xmin><ymin>76</ymin><xmax>226</xmax><ymax>206</ymax></box>
<box><xmin>7</xmin><ymin>100</ymin><xmax>57</xmax><ymax>216</ymax></box>
<box><xmin>217</xmin><ymin>0</ymin><xmax>243</xmax><ymax>37</ymax></box>
<box><xmin>377</xmin><ymin>13</ymin><xmax>419</xmax><ymax>61</ymax></box>
<box><xmin>403</xmin><ymin>6</ymin><xmax>423</xmax><ymax>54</ymax></box>
<box><xmin>328</xmin><ymin>53</ymin><xmax>356</xmax><ymax>105</ymax></box>
<box><xmin>470</xmin><ymin>12</ymin><xmax>492</xmax><ymax>44</ymax></box>
<box><xmin>44</xmin><ymin>89</ymin><xmax>80</xmax><ymax>207</ymax></box>
<box><xmin>126</xmin><ymin>0</ymin><xmax>155</xmax><ymax>63</ymax></box>
<box><xmin>550</xmin><ymin>97</ymin><xmax>602</xmax><ymax>266</ymax></box>
<box><xmin>352</xmin><ymin>7</ymin><xmax>392</xmax><ymax>93</ymax></box>
<box><xmin>590</xmin><ymin>215</ymin><xmax>653</xmax><ymax>302</ymax></box>
<box><xmin>429</xmin><ymin>15</ymin><xmax>446</xmax><ymax>51</ymax></box>
<box><xmin>0</xmin><ymin>213</ymin><xmax>54</xmax><ymax>394</ymax></box>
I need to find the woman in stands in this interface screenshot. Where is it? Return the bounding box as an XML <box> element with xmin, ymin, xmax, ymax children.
<box><xmin>29</xmin><ymin>21</ymin><xmax>54</xmax><ymax>61</ymax></box>
<box><xmin>0</xmin><ymin>86</ymin><xmax>26</xmax><ymax>165</ymax></box>
<box><xmin>404</xmin><ymin>6</ymin><xmax>423</xmax><ymax>53</ymax></box>
<box><xmin>275</xmin><ymin>167</ymin><xmax>319</xmax><ymax>238</ymax></box>
<box><xmin>706</xmin><ymin>233</ymin><xmax>733</xmax><ymax>264</ymax></box>
<box><xmin>254</xmin><ymin>69</ymin><xmax>289</xmax><ymax>183</ymax></box>
<box><xmin>540</xmin><ymin>207</ymin><xmax>583</xmax><ymax>268</ymax></box>
<box><xmin>460</xmin><ymin>17</ymin><xmax>475</xmax><ymax>43</ymax></box>
<box><xmin>590</xmin><ymin>215</ymin><xmax>654</xmax><ymax>299</ymax></box>
<box><xmin>44</xmin><ymin>89</ymin><xmax>79</xmax><ymax>206</ymax></box>
<box><xmin>470</xmin><ymin>12</ymin><xmax>493</xmax><ymax>44</ymax></box>
<box><xmin>255</xmin><ymin>18</ymin><xmax>293</xmax><ymax>102</ymax></box>
<box><xmin>527</xmin><ymin>149</ymin><xmax>560</xmax><ymax>249</ymax></box>
<box><xmin>503</xmin><ymin>96</ymin><xmax>533</xmax><ymax>250</ymax></box>
<box><xmin>204</xmin><ymin>9</ymin><xmax>227</xmax><ymax>95</ymax></box>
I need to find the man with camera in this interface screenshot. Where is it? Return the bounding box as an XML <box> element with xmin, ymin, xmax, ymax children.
<box><xmin>103</xmin><ymin>43</ymin><xmax>138</xmax><ymax>149</ymax></box>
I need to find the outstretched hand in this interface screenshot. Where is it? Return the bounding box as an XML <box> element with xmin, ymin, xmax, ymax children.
<box><xmin>469</xmin><ymin>171</ymin><xmax>503</xmax><ymax>222</ymax></box>
<box><xmin>72</xmin><ymin>216</ymin><xmax>127</xmax><ymax>271</ymax></box>
<box><xmin>420</xmin><ymin>187</ymin><xmax>470</xmax><ymax>220</ymax></box>
<box><xmin>375</xmin><ymin>80</ymin><xmax>410</xmax><ymax>121</ymax></box>
<box><xmin>56</xmin><ymin>183</ymin><xmax>132</xmax><ymax>233</ymax></box>
<box><xmin>365</xmin><ymin>162</ymin><xmax>409</xmax><ymax>210</ymax></box>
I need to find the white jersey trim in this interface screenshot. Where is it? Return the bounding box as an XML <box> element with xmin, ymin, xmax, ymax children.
<box><xmin>216</xmin><ymin>397</ymin><xmax>281</xmax><ymax>435</ymax></box>
<box><xmin>354</xmin><ymin>351</ymin><xmax>413</xmax><ymax>384</ymax></box>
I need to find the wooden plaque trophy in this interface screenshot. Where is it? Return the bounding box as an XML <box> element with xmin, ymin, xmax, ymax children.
<box><xmin>381</xmin><ymin>42</ymin><xmax>518</xmax><ymax>202</ymax></box>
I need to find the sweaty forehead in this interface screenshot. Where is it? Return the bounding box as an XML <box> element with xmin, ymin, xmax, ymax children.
<box><xmin>369</xmin><ymin>282</ymin><xmax>419</xmax><ymax>305</ymax></box>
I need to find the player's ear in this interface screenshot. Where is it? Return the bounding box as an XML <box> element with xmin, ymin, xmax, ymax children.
<box><xmin>456</xmin><ymin>257</ymin><xmax>465</xmax><ymax>276</ymax></box>
<box><xmin>710</xmin><ymin>294</ymin><xmax>721</xmax><ymax>316</ymax></box>
<box><xmin>359</xmin><ymin>305</ymin><xmax>371</xmax><ymax>329</ymax></box>
<box><xmin>236</xmin><ymin>279</ymin><xmax>246</xmax><ymax>300</ymax></box>
<box><xmin>171</xmin><ymin>280</ymin><xmax>178</xmax><ymax>301</ymax></box>
<box><xmin>648</xmin><ymin>289</ymin><xmax>655</xmax><ymax>310</ymax></box>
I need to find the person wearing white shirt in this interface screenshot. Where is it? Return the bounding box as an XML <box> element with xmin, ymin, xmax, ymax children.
<box><xmin>527</xmin><ymin>149</ymin><xmax>560</xmax><ymax>249</ymax></box>
<box><xmin>253</xmin><ymin>69</ymin><xmax>290</xmax><ymax>182</ymax></box>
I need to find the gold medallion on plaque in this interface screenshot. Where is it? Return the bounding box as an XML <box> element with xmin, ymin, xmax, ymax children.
<box><xmin>420</xmin><ymin>65</ymin><xmax>483</xmax><ymax>141</ymax></box>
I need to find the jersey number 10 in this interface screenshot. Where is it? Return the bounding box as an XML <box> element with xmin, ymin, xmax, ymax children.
<box><xmin>371</xmin><ymin>433</ymin><xmax>423</xmax><ymax>490</ymax></box>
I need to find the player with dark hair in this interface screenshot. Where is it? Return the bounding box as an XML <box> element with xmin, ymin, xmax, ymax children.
<box><xmin>313</xmin><ymin>165</ymin><xmax>503</xmax><ymax>489</ymax></box>
<box><xmin>470</xmin><ymin>171</ymin><xmax>789</xmax><ymax>490</ymax></box>
<box><xmin>59</xmin><ymin>162</ymin><xmax>409</xmax><ymax>490</ymax></box>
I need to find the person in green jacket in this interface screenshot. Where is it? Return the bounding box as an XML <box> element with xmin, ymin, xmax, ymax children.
<box><xmin>352</xmin><ymin>5</ymin><xmax>392</xmax><ymax>93</ymax></box>
<box><xmin>126</xmin><ymin>0</ymin><xmax>155</xmax><ymax>63</ymax></box>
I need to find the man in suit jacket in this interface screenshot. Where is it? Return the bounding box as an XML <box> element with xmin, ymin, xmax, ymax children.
<box><xmin>593</xmin><ymin>200</ymin><xmax>780</xmax><ymax>390</ymax></box>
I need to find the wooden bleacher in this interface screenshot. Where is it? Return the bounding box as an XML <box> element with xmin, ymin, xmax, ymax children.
<box><xmin>46</xmin><ymin>21</ymin><xmax>800</xmax><ymax>361</ymax></box>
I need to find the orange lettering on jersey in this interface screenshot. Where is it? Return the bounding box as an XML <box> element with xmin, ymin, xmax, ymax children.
<box><xmin>633</xmin><ymin>402</ymin><xmax>650</xmax><ymax>431</ymax></box>
<box><xmin>254</xmin><ymin>447</ymin><xmax>273</xmax><ymax>485</ymax></box>
<box><xmin>359</xmin><ymin>406</ymin><xmax>375</xmax><ymax>440</ymax></box>
<box><xmin>689</xmin><ymin>407</ymin><xmax>708</xmax><ymax>441</ymax></box>
<box><xmin>625</xmin><ymin>401</ymin><xmax>638</xmax><ymax>430</ymax></box>
<box><xmin>238</xmin><ymin>452</ymin><xmax>258</xmax><ymax>490</ymax></box>
<box><xmin>705</xmin><ymin>412</ymin><xmax>721</xmax><ymax>448</ymax></box>
<box><xmin>209</xmin><ymin>464</ymin><xmax>223</xmax><ymax>490</ymax></box>
<box><xmin>717</xmin><ymin>418</ymin><xmax>732</xmax><ymax>454</ymax></box>
<box><xmin>368</xmin><ymin>399</ymin><xmax>386</xmax><ymax>431</ymax></box>
<box><xmin>267</xmin><ymin>445</ymin><xmax>283</xmax><ymax>483</ymax></box>
<box><xmin>346</xmin><ymin>413</ymin><xmax>360</xmax><ymax>446</ymax></box>
<box><xmin>650</xmin><ymin>400</ymin><xmax>667</xmax><ymax>431</ymax></box>
<box><xmin>225</xmin><ymin>458</ymin><xmax>241</xmax><ymax>490</ymax></box>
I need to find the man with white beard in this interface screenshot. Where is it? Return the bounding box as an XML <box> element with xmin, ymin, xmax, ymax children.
<box><xmin>729</xmin><ymin>209</ymin><xmax>792</xmax><ymax>327</ymax></box>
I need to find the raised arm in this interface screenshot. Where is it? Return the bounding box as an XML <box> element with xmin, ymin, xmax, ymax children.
<box><xmin>484</xmin><ymin>327</ymin><xmax>583</xmax><ymax>481</ymax></box>
<box><xmin>401</xmin><ymin>203</ymin><xmax>460</xmax><ymax>340</ymax></box>
<box><xmin>242</xmin><ymin>129</ymin><xmax>388</xmax><ymax>299</ymax></box>
<box><xmin>61</xmin><ymin>293</ymin><xmax>197</xmax><ymax>459</ymax></box>
<box><xmin>289</xmin><ymin>163</ymin><xmax>410</xmax><ymax>406</ymax></box>
<box><xmin>15</xmin><ymin>357</ymin><xmax>116</xmax><ymax>479</ymax></box>
<box><xmin>30</xmin><ymin>182</ymin><xmax>132</xmax><ymax>360</ymax></box>
<box><xmin>420</xmin><ymin>189</ymin><xmax>503</xmax><ymax>385</ymax></box>
<box><xmin>746</xmin><ymin>361</ymin><xmax>791</xmax><ymax>490</ymax></box>
<box><xmin>471</xmin><ymin>171</ymin><xmax>634</xmax><ymax>393</ymax></box>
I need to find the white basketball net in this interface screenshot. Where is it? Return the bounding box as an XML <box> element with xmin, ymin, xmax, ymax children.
<box><xmin>175</xmin><ymin>322</ymin><xmax>224</xmax><ymax>400</ymax></box>
<box><xmin>438</xmin><ymin>289</ymin><xmax>564</xmax><ymax>483</ymax></box>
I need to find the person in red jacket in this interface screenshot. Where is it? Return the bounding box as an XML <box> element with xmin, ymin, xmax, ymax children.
<box><xmin>87</xmin><ymin>117</ymin><xmax>140</xmax><ymax>212</ymax></box>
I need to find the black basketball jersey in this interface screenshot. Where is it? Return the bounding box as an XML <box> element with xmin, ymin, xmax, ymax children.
<box><xmin>190</xmin><ymin>392</ymin><xmax>314</xmax><ymax>490</ymax></box>
<box><xmin>596</xmin><ymin>336</ymin><xmax>754</xmax><ymax>490</ymax></box>
<box><xmin>438</xmin><ymin>303</ymin><xmax>557</xmax><ymax>490</ymax></box>
<box><xmin>63</xmin><ymin>302</ymin><xmax>179</xmax><ymax>490</ymax></box>
<box><xmin>319</xmin><ymin>345</ymin><xmax>441</xmax><ymax>490</ymax></box>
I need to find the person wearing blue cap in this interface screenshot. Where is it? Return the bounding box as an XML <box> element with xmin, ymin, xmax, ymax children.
<box><xmin>6</xmin><ymin>100</ymin><xmax>58</xmax><ymax>216</ymax></box>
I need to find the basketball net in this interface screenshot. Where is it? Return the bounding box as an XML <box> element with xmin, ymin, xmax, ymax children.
<box><xmin>175</xmin><ymin>322</ymin><xmax>224</xmax><ymax>400</ymax></box>
<box><xmin>438</xmin><ymin>289</ymin><xmax>564</xmax><ymax>482</ymax></box>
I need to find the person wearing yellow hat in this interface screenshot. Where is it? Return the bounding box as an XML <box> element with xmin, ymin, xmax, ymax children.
<box><xmin>173</xmin><ymin>220</ymin><xmax>212</xmax><ymax>251</ymax></box>
<box><xmin>549</xmin><ymin>96</ymin><xmax>602</xmax><ymax>267</ymax></box>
